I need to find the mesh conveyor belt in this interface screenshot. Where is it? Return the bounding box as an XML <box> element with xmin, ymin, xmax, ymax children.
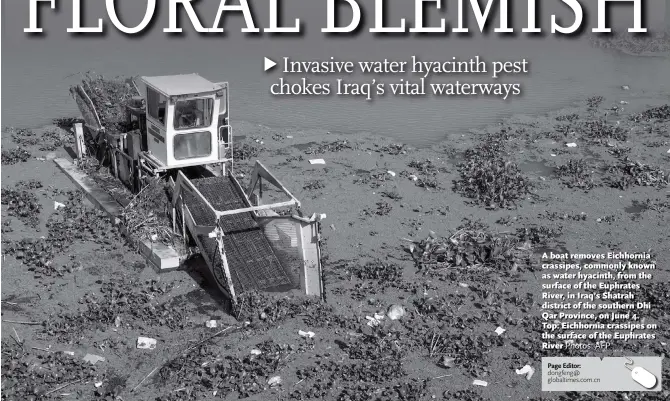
<box><xmin>183</xmin><ymin>176</ymin><xmax>293</xmax><ymax>292</ymax></box>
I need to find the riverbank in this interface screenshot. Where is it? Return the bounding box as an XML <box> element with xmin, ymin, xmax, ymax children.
<box><xmin>1</xmin><ymin>88</ymin><xmax>669</xmax><ymax>400</ymax></box>
<box><xmin>590</xmin><ymin>31</ymin><xmax>670</xmax><ymax>59</ymax></box>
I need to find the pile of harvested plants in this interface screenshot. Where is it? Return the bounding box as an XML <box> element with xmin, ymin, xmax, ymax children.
<box><xmin>74</xmin><ymin>73</ymin><xmax>138</xmax><ymax>132</ymax></box>
<box><xmin>120</xmin><ymin>178</ymin><xmax>174</xmax><ymax>245</ymax></box>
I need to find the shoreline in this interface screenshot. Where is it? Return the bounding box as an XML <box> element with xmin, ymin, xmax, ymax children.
<box><xmin>589</xmin><ymin>31</ymin><xmax>670</xmax><ymax>59</ymax></box>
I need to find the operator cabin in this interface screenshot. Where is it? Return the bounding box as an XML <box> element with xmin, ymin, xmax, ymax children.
<box><xmin>139</xmin><ymin>73</ymin><xmax>229</xmax><ymax>169</ymax></box>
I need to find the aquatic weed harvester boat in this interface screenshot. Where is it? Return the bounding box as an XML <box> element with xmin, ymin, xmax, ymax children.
<box><xmin>70</xmin><ymin>73</ymin><xmax>324</xmax><ymax>305</ymax></box>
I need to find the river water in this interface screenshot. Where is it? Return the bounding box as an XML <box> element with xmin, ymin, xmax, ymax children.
<box><xmin>2</xmin><ymin>0</ymin><xmax>669</xmax><ymax>147</ymax></box>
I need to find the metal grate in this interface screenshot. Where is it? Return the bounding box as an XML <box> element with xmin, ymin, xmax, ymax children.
<box><xmin>187</xmin><ymin>176</ymin><xmax>258</xmax><ymax>232</ymax></box>
<box><xmin>186</xmin><ymin>175</ymin><xmax>296</xmax><ymax>293</ymax></box>
<box><xmin>222</xmin><ymin>230</ymin><xmax>292</xmax><ymax>290</ymax></box>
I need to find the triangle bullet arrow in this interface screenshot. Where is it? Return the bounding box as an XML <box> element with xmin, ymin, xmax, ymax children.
<box><xmin>264</xmin><ymin>57</ymin><xmax>277</xmax><ymax>72</ymax></box>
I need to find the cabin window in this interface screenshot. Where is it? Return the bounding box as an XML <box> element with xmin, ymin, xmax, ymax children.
<box><xmin>146</xmin><ymin>87</ymin><xmax>167</xmax><ymax>125</ymax></box>
<box><xmin>174</xmin><ymin>98</ymin><xmax>213</xmax><ymax>130</ymax></box>
<box><xmin>174</xmin><ymin>131</ymin><xmax>211</xmax><ymax>160</ymax></box>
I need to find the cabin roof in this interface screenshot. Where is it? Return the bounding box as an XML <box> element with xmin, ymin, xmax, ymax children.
<box><xmin>141</xmin><ymin>74</ymin><xmax>220</xmax><ymax>96</ymax></box>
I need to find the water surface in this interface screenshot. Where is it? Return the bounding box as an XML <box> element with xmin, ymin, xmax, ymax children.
<box><xmin>3</xmin><ymin>0</ymin><xmax>669</xmax><ymax>147</ymax></box>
